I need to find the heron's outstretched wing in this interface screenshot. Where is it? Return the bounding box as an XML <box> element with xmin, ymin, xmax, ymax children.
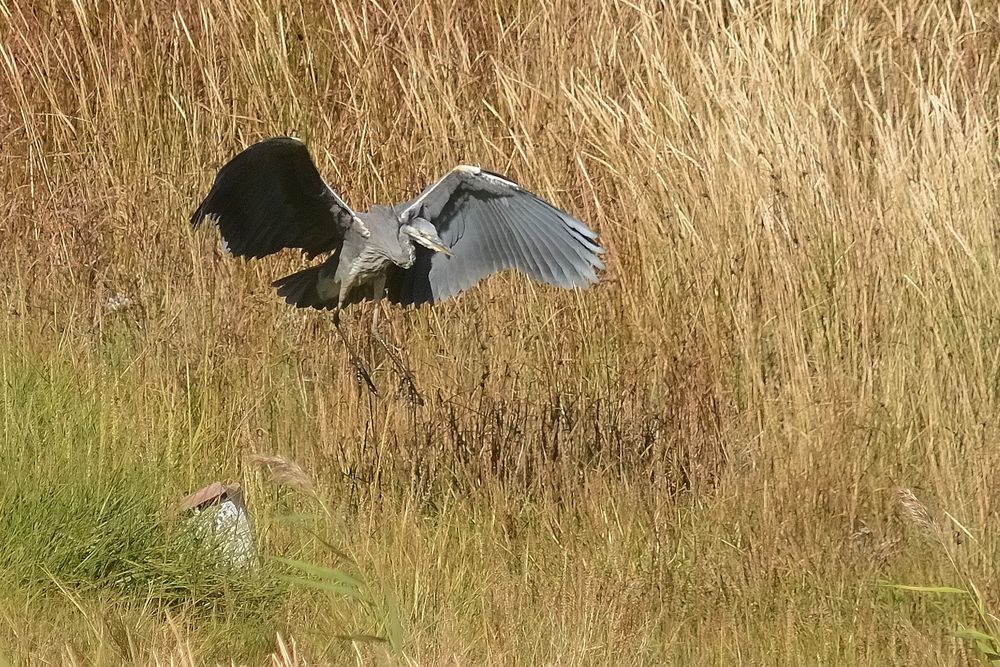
<box><xmin>190</xmin><ymin>137</ymin><xmax>366</xmax><ymax>259</ymax></box>
<box><xmin>386</xmin><ymin>166</ymin><xmax>604</xmax><ymax>306</ymax></box>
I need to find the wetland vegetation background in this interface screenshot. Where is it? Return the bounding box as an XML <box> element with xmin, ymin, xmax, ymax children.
<box><xmin>2</xmin><ymin>0</ymin><xmax>1000</xmax><ymax>663</ymax></box>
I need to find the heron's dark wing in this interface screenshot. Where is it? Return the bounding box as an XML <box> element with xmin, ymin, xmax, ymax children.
<box><xmin>190</xmin><ymin>136</ymin><xmax>366</xmax><ymax>259</ymax></box>
<box><xmin>386</xmin><ymin>166</ymin><xmax>604</xmax><ymax>306</ymax></box>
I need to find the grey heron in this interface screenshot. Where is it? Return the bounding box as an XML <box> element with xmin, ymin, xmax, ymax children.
<box><xmin>190</xmin><ymin>136</ymin><xmax>605</xmax><ymax>396</ymax></box>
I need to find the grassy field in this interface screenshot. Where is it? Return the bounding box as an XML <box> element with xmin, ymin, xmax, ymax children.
<box><xmin>2</xmin><ymin>0</ymin><xmax>1000</xmax><ymax>663</ymax></box>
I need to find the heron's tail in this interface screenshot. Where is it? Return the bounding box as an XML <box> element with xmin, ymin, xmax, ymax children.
<box><xmin>272</xmin><ymin>266</ymin><xmax>337</xmax><ymax>311</ymax></box>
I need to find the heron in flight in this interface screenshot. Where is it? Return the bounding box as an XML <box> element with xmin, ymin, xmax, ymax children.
<box><xmin>190</xmin><ymin>136</ymin><xmax>605</xmax><ymax>396</ymax></box>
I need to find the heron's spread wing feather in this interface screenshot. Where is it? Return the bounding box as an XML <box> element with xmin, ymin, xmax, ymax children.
<box><xmin>272</xmin><ymin>265</ymin><xmax>336</xmax><ymax>310</ymax></box>
<box><xmin>190</xmin><ymin>137</ymin><xmax>365</xmax><ymax>259</ymax></box>
<box><xmin>387</xmin><ymin>167</ymin><xmax>604</xmax><ymax>306</ymax></box>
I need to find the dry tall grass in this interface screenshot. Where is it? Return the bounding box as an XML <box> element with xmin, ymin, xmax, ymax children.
<box><xmin>2</xmin><ymin>0</ymin><xmax>1000</xmax><ymax>663</ymax></box>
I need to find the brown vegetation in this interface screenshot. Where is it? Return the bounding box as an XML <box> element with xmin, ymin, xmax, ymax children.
<box><xmin>2</xmin><ymin>0</ymin><xmax>1000</xmax><ymax>663</ymax></box>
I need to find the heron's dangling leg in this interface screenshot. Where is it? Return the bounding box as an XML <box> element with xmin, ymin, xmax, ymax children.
<box><xmin>370</xmin><ymin>302</ymin><xmax>424</xmax><ymax>406</ymax></box>
<box><xmin>333</xmin><ymin>309</ymin><xmax>378</xmax><ymax>396</ymax></box>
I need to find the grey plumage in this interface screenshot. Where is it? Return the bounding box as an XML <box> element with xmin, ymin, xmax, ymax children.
<box><xmin>190</xmin><ymin>136</ymin><xmax>366</xmax><ymax>260</ymax></box>
<box><xmin>387</xmin><ymin>167</ymin><xmax>604</xmax><ymax>307</ymax></box>
<box><xmin>191</xmin><ymin>136</ymin><xmax>605</xmax><ymax>318</ymax></box>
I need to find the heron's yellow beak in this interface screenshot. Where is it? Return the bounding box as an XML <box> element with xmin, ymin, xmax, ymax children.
<box><xmin>432</xmin><ymin>242</ymin><xmax>453</xmax><ymax>257</ymax></box>
<box><xmin>412</xmin><ymin>229</ymin><xmax>454</xmax><ymax>257</ymax></box>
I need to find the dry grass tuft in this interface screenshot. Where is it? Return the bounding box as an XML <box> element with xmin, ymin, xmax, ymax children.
<box><xmin>896</xmin><ymin>487</ymin><xmax>938</xmax><ymax>539</ymax></box>
<box><xmin>250</xmin><ymin>452</ymin><xmax>315</xmax><ymax>494</ymax></box>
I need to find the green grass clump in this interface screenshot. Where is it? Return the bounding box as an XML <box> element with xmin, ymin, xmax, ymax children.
<box><xmin>0</xmin><ymin>349</ymin><xmax>288</xmax><ymax>661</ymax></box>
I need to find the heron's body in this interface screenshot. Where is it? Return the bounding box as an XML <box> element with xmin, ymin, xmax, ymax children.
<box><xmin>308</xmin><ymin>206</ymin><xmax>418</xmax><ymax>314</ymax></box>
<box><xmin>190</xmin><ymin>136</ymin><xmax>605</xmax><ymax>320</ymax></box>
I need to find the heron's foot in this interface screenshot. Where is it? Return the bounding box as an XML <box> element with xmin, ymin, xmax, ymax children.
<box><xmin>347</xmin><ymin>351</ymin><xmax>378</xmax><ymax>396</ymax></box>
<box><xmin>333</xmin><ymin>315</ymin><xmax>377</xmax><ymax>396</ymax></box>
<box><xmin>371</xmin><ymin>328</ymin><xmax>423</xmax><ymax>406</ymax></box>
<box><xmin>396</xmin><ymin>369</ymin><xmax>424</xmax><ymax>407</ymax></box>
<box><xmin>385</xmin><ymin>345</ymin><xmax>423</xmax><ymax>406</ymax></box>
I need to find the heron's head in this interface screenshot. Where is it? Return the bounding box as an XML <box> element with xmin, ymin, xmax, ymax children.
<box><xmin>403</xmin><ymin>218</ymin><xmax>453</xmax><ymax>257</ymax></box>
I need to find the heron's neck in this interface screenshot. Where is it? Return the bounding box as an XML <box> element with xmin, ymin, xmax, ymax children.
<box><xmin>397</xmin><ymin>226</ymin><xmax>417</xmax><ymax>268</ymax></box>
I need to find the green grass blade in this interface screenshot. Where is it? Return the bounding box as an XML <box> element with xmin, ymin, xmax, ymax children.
<box><xmin>383</xmin><ymin>591</ymin><xmax>405</xmax><ymax>653</ymax></box>
<box><xmin>883</xmin><ymin>583</ymin><xmax>968</xmax><ymax>595</ymax></box>
<box><xmin>268</xmin><ymin>556</ymin><xmax>366</xmax><ymax>590</ymax></box>
<box><xmin>954</xmin><ymin>627</ymin><xmax>997</xmax><ymax>643</ymax></box>
<box><xmin>273</xmin><ymin>574</ymin><xmax>366</xmax><ymax>601</ymax></box>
